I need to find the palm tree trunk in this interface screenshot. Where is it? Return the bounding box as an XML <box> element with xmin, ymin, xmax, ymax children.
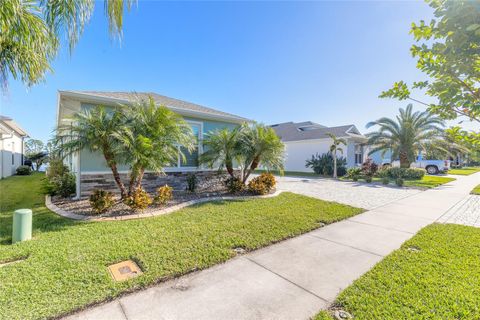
<box><xmin>128</xmin><ymin>167</ymin><xmax>138</xmax><ymax>196</ymax></box>
<box><xmin>333</xmin><ymin>150</ymin><xmax>337</xmax><ymax>178</ymax></box>
<box><xmin>243</xmin><ymin>157</ymin><xmax>260</xmax><ymax>184</ymax></box>
<box><xmin>399</xmin><ymin>151</ymin><xmax>410</xmax><ymax>168</ymax></box>
<box><xmin>104</xmin><ymin>152</ymin><xmax>127</xmax><ymax>199</ymax></box>
<box><xmin>135</xmin><ymin>167</ymin><xmax>145</xmax><ymax>191</ymax></box>
<box><xmin>226</xmin><ymin>158</ymin><xmax>235</xmax><ymax>178</ymax></box>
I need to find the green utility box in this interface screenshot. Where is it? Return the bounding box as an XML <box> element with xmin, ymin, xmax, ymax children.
<box><xmin>12</xmin><ymin>209</ymin><xmax>32</xmax><ymax>244</ymax></box>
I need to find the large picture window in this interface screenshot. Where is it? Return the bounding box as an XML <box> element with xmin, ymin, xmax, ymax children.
<box><xmin>179</xmin><ymin>122</ymin><xmax>202</xmax><ymax>168</ymax></box>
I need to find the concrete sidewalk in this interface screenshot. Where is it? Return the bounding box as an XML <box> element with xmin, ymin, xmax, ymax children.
<box><xmin>66</xmin><ymin>173</ymin><xmax>480</xmax><ymax>320</ymax></box>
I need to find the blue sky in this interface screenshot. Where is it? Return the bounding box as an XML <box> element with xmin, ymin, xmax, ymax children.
<box><xmin>1</xmin><ymin>1</ymin><xmax>476</xmax><ymax>142</ymax></box>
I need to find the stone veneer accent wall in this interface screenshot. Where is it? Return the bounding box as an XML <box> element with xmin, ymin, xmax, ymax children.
<box><xmin>80</xmin><ymin>171</ymin><xmax>230</xmax><ymax>198</ymax></box>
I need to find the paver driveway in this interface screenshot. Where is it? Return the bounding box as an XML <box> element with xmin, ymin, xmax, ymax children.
<box><xmin>276</xmin><ymin>176</ymin><xmax>421</xmax><ymax>209</ymax></box>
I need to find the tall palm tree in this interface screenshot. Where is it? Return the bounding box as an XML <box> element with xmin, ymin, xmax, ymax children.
<box><xmin>238</xmin><ymin>123</ymin><xmax>284</xmax><ymax>183</ymax></box>
<box><xmin>1</xmin><ymin>0</ymin><xmax>134</xmax><ymax>91</ymax></box>
<box><xmin>366</xmin><ymin>104</ymin><xmax>446</xmax><ymax>168</ymax></box>
<box><xmin>326</xmin><ymin>133</ymin><xmax>346</xmax><ymax>178</ymax></box>
<box><xmin>199</xmin><ymin>127</ymin><xmax>241</xmax><ymax>178</ymax></box>
<box><xmin>117</xmin><ymin>97</ymin><xmax>195</xmax><ymax>194</ymax></box>
<box><xmin>55</xmin><ymin>106</ymin><xmax>128</xmax><ymax>198</ymax></box>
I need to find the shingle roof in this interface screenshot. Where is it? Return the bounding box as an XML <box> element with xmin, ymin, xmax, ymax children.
<box><xmin>270</xmin><ymin>121</ymin><xmax>362</xmax><ymax>142</ymax></box>
<box><xmin>60</xmin><ymin>91</ymin><xmax>250</xmax><ymax>123</ymax></box>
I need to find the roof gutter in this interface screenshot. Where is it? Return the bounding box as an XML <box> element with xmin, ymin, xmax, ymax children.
<box><xmin>59</xmin><ymin>91</ymin><xmax>252</xmax><ymax>124</ymax></box>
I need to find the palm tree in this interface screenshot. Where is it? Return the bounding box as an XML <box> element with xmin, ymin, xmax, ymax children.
<box><xmin>238</xmin><ymin>123</ymin><xmax>284</xmax><ymax>183</ymax></box>
<box><xmin>117</xmin><ymin>97</ymin><xmax>195</xmax><ymax>194</ymax></box>
<box><xmin>1</xmin><ymin>0</ymin><xmax>134</xmax><ymax>91</ymax></box>
<box><xmin>199</xmin><ymin>127</ymin><xmax>241</xmax><ymax>178</ymax></box>
<box><xmin>55</xmin><ymin>106</ymin><xmax>128</xmax><ymax>198</ymax></box>
<box><xmin>366</xmin><ymin>104</ymin><xmax>446</xmax><ymax>168</ymax></box>
<box><xmin>326</xmin><ymin>133</ymin><xmax>346</xmax><ymax>178</ymax></box>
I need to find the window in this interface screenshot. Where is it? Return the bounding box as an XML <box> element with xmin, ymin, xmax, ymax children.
<box><xmin>11</xmin><ymin>142</ymin><xmax>14</xmax><ymax>165</ymax></box>
<box><xmin>354</xmin><ymin>144</ymin><xmax>363</xmax><ymax>164</ymax></box>
<box><xmin>179</xmin><ymin>122</ymin><xmax>202</xmax><ymax>168</ymax></box>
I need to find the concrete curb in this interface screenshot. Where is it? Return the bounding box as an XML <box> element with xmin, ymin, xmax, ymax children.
<box><xmin>46</xmin><ymin>190</ymin><xmax>283</xmax><ymax>222</ymax></box>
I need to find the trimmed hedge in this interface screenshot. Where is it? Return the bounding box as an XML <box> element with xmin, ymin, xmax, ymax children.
<box><xmin>16</xmin><ymin>165</ymin><xmax>31</xmax><ymax>175</ymax></box>
<box><xmin>379</xmin><ymin>167</ymin><xmax>426</xmax><ymax>180</ymax></box>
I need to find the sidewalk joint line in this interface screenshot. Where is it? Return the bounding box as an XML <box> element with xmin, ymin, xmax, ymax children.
<box><xmin>306</xmin><ymin>234</ymin><xmax>384</xmax><ymax>258</ymax></box>
<box><xmin>244</xmin><ymin>257</ymin><xmax>331</xmax><ymax>304</ymax></box>
<box><xmin>118</xmin><ymin>300</ymin><xmax>129</xmax><ymax>320</ymax></box>
<box><xmin>346</xmin><ymin>219</ymin><xmax>414</xmax><ymax>235</ymax></box>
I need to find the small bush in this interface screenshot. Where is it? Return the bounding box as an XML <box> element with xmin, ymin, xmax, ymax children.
<box><xmin>382</xmin><ymin>176</ymin><xmax>390</xmax><ymax>185</ymax></box>
<box><xmin>44</xmin><ymin>172</ymin><xmax>76</xmax><ymax>197</ymax></box>
<box><xmin>89</xmin><ymin>189</ymin><xmax>115</xmax><ymax>214</ymax></box>
<box><xmin>46</xmin><ymin>158</ymin><xmax>69</xmax><ymax>179</ymax></box>
<box><xmin>381</xmin><ymin>167</ymin><xmax>425</xmax><ymax>180</ymax></box>
<box><xmin>124</xmin><ymin>188</ymin><xmax>152</xmax><ymax>211</ymax></box>
<box><xmin>225</xmin><ymin>177</ymin><xmax>244</xmax><ymax>193</ymax></box>
<box><xmin>248</xmin><ymin>173</ymin><xmax>276</xmax><ymax>195</ymax></box>
<box><xmin>346</xmin><ymin>167</ymin><xmax>362</xmax><ymax>180</ymax></box>
<box><xmin>186</xmin><ymin>173</ymin><xmax>198</xmax><ymax>192</ymax></box>
<box><xmin>365</xmin><ymin>176</ymin><xmax>373</xmax><ymax>183</ymax></box>
<box><xmin>396</xmin><ymin>178</ymin><xmax>404</xmax><ymax>186</ymax></box>
<box><xmin>305</xmin><ymin>152</ymin><xmax>347</xmax><ymax>176</ymax></box>
<box><xmin>16</xmin><ymin>165</ymin><xmax>31</xmax><ymax>175</ymax></box>
<box><xmin>155</xmin><ymin>185</ymin><xmax>173</xmax><ymax>205</ymax></box>
<box><xmin>361</xmin><ymin>158</ymin><xmax>378</xmax><ymax>177</ymax></box>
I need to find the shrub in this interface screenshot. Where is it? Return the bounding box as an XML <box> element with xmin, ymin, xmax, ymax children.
<box><xmin>248</xmin><ymin>173</ymin><xmax>276</xmax><ymax>195</ymax></box>
<box><xmin>376</xmin><ymin>167</ymin><xmax>389</xmax><ymax>178</ymax></box>
<box><xmin>382</xmin><ymin>176</ymin><xmax>390</xmax><ymax>185</ymax></box>
<box><xmin>396</xmin><ymin>177</ymin><xmax>404</xmax><ymax>187</ymax></box>
<box><xmin>365</xmin><ymin>176</ymin><xmax>373</xmax><ymax>183</ymax></box>
<box><xmin>124</xmin><ymin>188</ymin><xmax>152</xmax><ymax>211</ymax></box>
<box><xmin>89</xmin><ymin>189</ymin><xmax>115</xmax><ymax>214</ymax></box>
<box><xmin>381</xmin><ymin>167</ymin><xmax>426</xmax><ymax>180</ymax></box>
<box><xmin>305</xmin><ymin>152</ymin><xmax>347</xmax><ymax>176</ymax></box>
<box><xmin>43</xmin><ymin>172</ymin><xmax>76</xmax><ymax>198</ymax></box>
<box><xmin>155</xmin><ymin>185</ymin><xmax>173</xmax><ymax>205</ymax></box>
<box><xmin>16</xmin><ymin>165</ymin><xmax>31</xmax><ymax>175</ymax></box>
<box><xmin>225</xmin><ymin>177</ymin><xmax>244</xmax><ymax>193</ymax></box>
<box><xmin>46</xmin><ymin>158</ymin><xmax>69</xmax><ymax>179</ymax></box>
<box><xmin>361</xmin><ymin>158</ymin><xmax>378</xmax><ymax>177</ymax></box>
<box><xmin>186</xmin><ymin>173</ymin><xmax>198</xmax><ymax>192</ymax></box>
<box><xmin>346</xmin><ymin>167</ymin><xmax>362</xmax><ymax>180</ymax></box>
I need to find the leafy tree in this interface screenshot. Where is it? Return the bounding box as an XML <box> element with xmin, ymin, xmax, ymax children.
<box><xmin>366</xmin><ymin>104</ymin><xmax>446</xmax><ymax>168</ymax></box>
<box><xmin>117</xmin><ymin>97</ymin><xmax>194</xmax><ymax>195</ymax></box>
<box><xmin>237</xmin><ymin>123</ymin><xmax>284</xmax><ymax>183</ymax></box>
<box><xmin>0</xmin><ymin>0</ymin><xmax>134</xmax><ymax>91</ymax></box>
<box><xmin>379</xmin><ymin>0</ymin><xmax>480</xmax><ymax>124</ymax></box>
<box><xmin>28</xmin><ymin>152</ymin><xmax>48</xmax><ymax>171</ymax></box>
<box><xmin>25</xmin><ymin>138</ymin><xmax>44</xmax><ymax>155</ymax></box>
<box><xmin>55</xmin><ymin>106</ymin><xmax>128</xmax><ymax>198</ymax></box>
<box><xmin>326</xmin><ymin>133</ymin><xmax>346</xmax><ymax>178</ymax></box>
<box><xmin>199</xmin><ymin>127</ymin><xmax>241</xmax><ymax>178</ymax></box>
<box><xmin>306</xmin><ymin>152</ymin><xmax>347</xmax><ymax>176</ymax></box>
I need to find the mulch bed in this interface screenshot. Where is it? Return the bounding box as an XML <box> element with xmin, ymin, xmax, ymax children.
<box><xmin>51</xmin><ymin>189</ymin><xmax>259</xmax><ymax>218</ymax></box>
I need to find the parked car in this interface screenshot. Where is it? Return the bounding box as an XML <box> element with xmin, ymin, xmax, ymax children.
<box><xmin>383</xmin><ymin>159</ymin><xmax>451</xmax><ymax>175</ymax></box>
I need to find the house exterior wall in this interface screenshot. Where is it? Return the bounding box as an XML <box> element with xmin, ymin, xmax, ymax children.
<box><xmin>282</xmin><ymin>138</ymin><xmax>363</xmax><ymax>172</ymax></box>
<box><xmin>0</xmin><ymin>133</ymin><xmax>25</xmax><ymax>178</ymax></box>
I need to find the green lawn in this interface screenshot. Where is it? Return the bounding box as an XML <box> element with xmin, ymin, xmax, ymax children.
<box><xmin>315</xmin><ymin>224</ymin><xmax>480</xmax><ymax>319</ymax></box>
<box><xmin>448</xmin><ymin>167</ymin><xmax>480</xmax><ymax>175</ymax></box>
<box><xmin>0</xmin><ymin>174</ymin><xmax>363</xmax><ymax>320</ymax></box>
<box><xmin>471</xmin><ymin>185</ymin><xmax>480</xmax><ymax>195</ymax></box>
<box><xmin>403</xmin><ymin>175</ymin><xmax>456</xmax><ymax>188</ymax></box>
<box><xmin>342</xmin><ymin>175</ymin><xmax>455</xmax><ymax>189</ymax></box>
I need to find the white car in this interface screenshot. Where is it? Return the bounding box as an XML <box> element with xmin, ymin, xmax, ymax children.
<box><xmin>384</xmin><ymin>159</ymin><xmax>451</xmax><ymax>175</ymax></box>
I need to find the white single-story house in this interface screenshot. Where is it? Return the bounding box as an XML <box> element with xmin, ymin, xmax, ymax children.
<box><xmin>0</xmin><ymin>116</ymin><xmax>28</xmax><ymax>178</ymax></box>
<box><xmin>270</xmin><ymin>121</ymin><xmax>368</xmax><ymax>172</ymax></box>
<box><xmin>56</xmin><ymin>91</ymin><xmax>251</xmax><ymax>198</ymax></box>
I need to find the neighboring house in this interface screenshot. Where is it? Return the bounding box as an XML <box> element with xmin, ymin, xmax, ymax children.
<box><xmin>270</xmin><ymin>121</ymin><xmax>368</xmax><ymax>172</ymax></box>
<box><xmin>0</xmin><ymin>116</ymin><xmax>28</xmax><ymax>178</ymax></box>
<box><xmin>56</xmin><ymin>91</ymin><xmax>250</xmax><ymax>198</ymax></box>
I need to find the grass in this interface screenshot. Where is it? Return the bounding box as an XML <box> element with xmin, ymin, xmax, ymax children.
<box><xmin>403</xmin><ymin>175</ymin><xmax>456</xmax><ymax>188</ymax></box>
<box><xmin>0</xmin><ymin>174</ymin><xmax>363</xmax><ymax>320</ymax></box>
<box><xmin>342</xmin><ymin>175</ymin><xmax>455</xmax><ymax>189</ymax></box>
<box><xmin>448</xmin><ymin>167</ymin><xmax>480</xmax><ymax>176</ymax></box>
<box><xmin>471</xmin><ymin>185</ymin><xmax>480</xmax><ymax>195</ymax></box>
<box><xmin>315</xmin><ymin>224</ymin><xmax>480</xmax><ymax>319</ymax></box>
